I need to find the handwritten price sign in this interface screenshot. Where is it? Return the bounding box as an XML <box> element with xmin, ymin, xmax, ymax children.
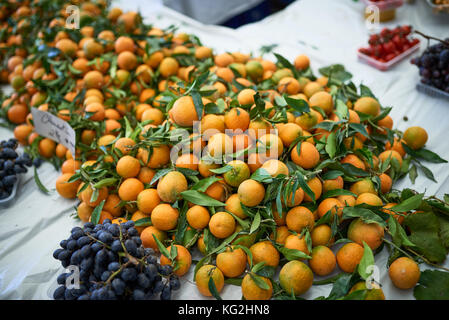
<box><xmin>31</xmin><ymin>108</ymin><xmax>76</xmax><ymax>157</ymax></box>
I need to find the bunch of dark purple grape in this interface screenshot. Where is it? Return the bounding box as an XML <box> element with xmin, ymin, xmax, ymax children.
<box><xmin>0</xmin><ymin>138</ymin><xmax>32</xmax><ymax>200</ymax></box>
<box><xmin>53</xmin><ymin>220</ymin><xmax>180</xmax><ymax>300</ymax></box>
<box><xmin>411</xmin><ymin>39</ymin><xmax>449</xmax><ymax>93</ymax></box>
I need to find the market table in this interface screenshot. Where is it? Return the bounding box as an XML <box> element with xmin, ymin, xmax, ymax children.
<box><xmin>0</xmin><ymin>0</ymin><xmax>448</xmax><ymax>300</ymax></box>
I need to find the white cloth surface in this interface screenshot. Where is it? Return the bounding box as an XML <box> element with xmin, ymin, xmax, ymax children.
<box><xmin>0</xmin><ymin>0</ymin><xmax>449</xmax><ymax>300</ymax></box>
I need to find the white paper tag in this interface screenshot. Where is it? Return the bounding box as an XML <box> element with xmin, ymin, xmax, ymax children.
<box><xmin>31</xmin><ymin>108</ymin><xmax>76</xmax><ymax>157</ymax></box>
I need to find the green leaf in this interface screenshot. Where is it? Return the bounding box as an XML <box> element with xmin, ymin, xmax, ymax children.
<box><xmin>91</xmin><ymin>200</ymin><xmax>105</xmax><ymax>226</ymax></box>
<box><xmin>342</xmin><ymin>290</ymin><xmax>368</xmax><ymax>300</ymax></box>
<box><xmin>437</xmin><ymin>213</ymin><xmax>449</xmax><ymax>249</ymax></box>
<box><xmin>203</xmin><ymin>228</ymin><xmax>220</xmax><ymax>254</ymax></box>
<box><xmin>249</xmin><ymin>273</ymin><xmax>270</xmax><ymax>290</ymax></box>
<box><xmin>170</xmin><ymin>243</ymin><xmax>178</xmax><ymax>261</ymax></box>
<box><xmin>414</xmin><ymin>270</ymin><xmax>449</xmax><ymax>300</ymax></box>
<box><xmin>390</xmin><ymin>194</ymin><xmax>424</xmax><ymax>212</ymax></box>
<box><xmin>357</xmin><ymin>242</ymin><xmax>374</xmax><ymax>280</ymax></box>
<box><xmin>254</xmin><ymin>265</ymin><xmax>276</xmax><ymax>279</ymax></box>
<box><xmin>209</xmin><ymin>165</ymin><xmax>232</xmax><ymax>174</ymax></box>
<box><xmin>305</xmin><ymin>229</ymin><xmax>312</xmax><ymax>254</ymax></box>
<box><xmin>208</xmin><ymin>230</ymin><xmax>240</xmax><ymax>256</ymax></box>
<box><xmin>193</xmin><ymin>255</ymin><xmax>208</xmax><ymax>278</ymax></box>
<box><xmin>177</xmin><ymin>167</ymin><xmax>200</xmax><ymax>179</ymax></box>
<box><xmin>339</xmin><ymin>163</ymin><xmax>370</xmax><ymax>177</ymax></box>
<box><xmin>225</xmin><ymin>278</ymin><xmax>243</xmax><ymax>286</ymax></box>
<box><xmin>90</xmin><ymin>188</ymin><xmax>98</xmax><ymax>204</ymax></box>
<box><xmin>314</xmin><ymin>120</ymin><xmax>341</xmax><ymax>132</ymax></box>
<box><xmin>325</xmin><ymin>132</ymin><xmax>337</xmax><ymax>159</ymax></box>
<box><xmin>444</xmin><ymin>194</ymin><xmax>449</xmax><ymax>204</ymax></box>
<box><xmin>278</xmin><ymin>246</ymin><xmax>311</xmax><ymax>260</ymax></box>
<box><xmin>191</xmin><ymin>176</ymin><xmax>221</xmax><ymax>192</ymax></box>
<box><xmin>321</xmin><ymin>170</ymin><xmax>344</xmax><ymax>180</ymax></box>
<box><xmin>93</xmin><ymin>178</ymin><xmax>118</xmax><ymax>189</ymax></box>
<box><xmin>402</xmin><ymin>144</ymin><xmax>447</xmax><ymax>164</ymax></box>
<box><xmin>313</xmin><ymin>273</ymin><xmax>345</xmax><ymax>286</ymax></box>
<box><xmin>235</xmin><ymin>244</ymin><xmax>254</xmax><ymax>268</ymax></box>
<box><xmin>208</xmin><ymin>276</ymin><xmax>222</xmax><ymax>300</ymax></box>
<box><xmin>284</xmin><ymin>96</ymin><xmax>310</xmax><ymax>114</ymax></box>
<box><xmin>124</xmin><ymin>116</ymin><xmax>133</xmax><ymax>138</ymax></box>
<box><xmin>152</xmin><ymin>234</ymin><xmax>171</xmax><ymax>259</ymax></box>
<box><xmin>388</xmin><ymin>216</ymin><xmax>415</xmax><ymax>247</ymax></box>
<box><xmin>134</xmin><ymin>217</ymin><xmax>152</xmax><ymax>227</ymax></box>
<box><xmin>180</xmin><ymin>190</ymin><xmax>225</xmax><ymax>206</ymax></box>
<box><xmin>314</xmin><ymin>211</ymin><xmax>333</xmax><ymax>227</ymax></box>
<box><xmin>372</xmin><ymin>108</ymin><xmax>392</xmax><ymax>123</ymax></box>
<box><xmin>298</xmin><ymin>174</ymin><xmax>315</xmax><ymax>202</ymax></box>
<box><xmin>150</xmin><ymin>168</ymin><xmax>173</xmax><ymax>185</ymax></box>
<box><xmin>348</xmin><ymin>123</ymin><xmax>369</xmax><ymax>138</ymax></box>
<box><xmin>273</xmin><ymin>53</ymin><xmax>295</xmax><ymax>71</ymax></box>
<box><xmin>319</xmin><ymin>64</ymin><xmax>352</xmax><ymax>84</ymax></box>
<box><xmin>174</xmin><ymin>203</ymin><xmax>189</xmax><ymax>245</ymax></box>
<box><xmin>182</xmin><ymin>228</ymin><xmax>199</xmax><ymax>248</ymax></box>
<box><xmin>409</xmin><ymin>164</ymin><xmax>418</xmax><ymax>184</ymax></box>
<box><xmin>190</xmin><ymin>90</ymin><xmax>204</xmax><ymax>121</ymax></box>
<box><xmin>359</xmin><ymin>84</ymin><xmax>376</xmax><ymax>98</ymax></box>
<box><xmin>227</xmin><ymin>210</ymin><xmax>251</xmax><ymax>230</ymax></box>
<box><xmin>335</xmin><ymin>99</ymin><xmax>349</xmax><ymax>120</ymax></box>
<box><xmin>327</xmin><ymin>271</ymin><xmax>361</xmax><ymax>300</ymax></box>
<box><xmin>322</xmin><ymin>189</ymin><xmax>356</xmax><ymax>199</ymax></box>
<box><xmin>251</xmin><ymin>261</ymin><xmax>266</xmax><ymax>273</ymax></box>
<box><xmin>404</xmin><ymin>211</ymin><xmax>447</xmax><ymax>263</ymax></box>
<box><xmin>250</xmin><ymin>212</ymin><xmax>261</xmax><ymax>234</ymax></box>
<box><xmin>342</xmin><ymin>207</ymin><xmax>386</xmax><ymax>227</ymax></box>
<box><xmin>418</xmin><ymin>162</ymin><xmax>437</xmax><ymax>183</ymax></box>
<box><xmin>34</xmin><ymin>167</ymin><xmax>49</xmax><ymax>194</ymax></box>
<box><xmin>250</xmin><ymin>168</ymin><xmax>273</xmax><ymax>183</ymax></box>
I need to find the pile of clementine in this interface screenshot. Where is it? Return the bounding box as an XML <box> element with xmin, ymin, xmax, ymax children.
<box><xmin>1</xmin><ymin>1</ymin><xmax>447</xmax><ymax>301</ymax></box>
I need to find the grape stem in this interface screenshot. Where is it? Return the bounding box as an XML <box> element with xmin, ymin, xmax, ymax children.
<box><xmin>85</xmin><ymin>232</ymin><xmax>111</xmax><ymax>250</ymax></box>
<box><xmin>414</xmin><ymin>30</ymin><xmax>449</xmax><ymax>47</ymax></box>
<box><xmin>118</xmin><ymin>224</ymin><xmax>140</xmax><ymax>265</ymax></box>
<box><xmin>105</xmin><ymin>260</ymin><xmax>132</xmax><ymax>285</ymax></box>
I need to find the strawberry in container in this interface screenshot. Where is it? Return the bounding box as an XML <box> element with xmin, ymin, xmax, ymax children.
<box><xmin>358</xmin><ymin>25</ymin><xmax>420</xmax><ymax>71</ymax></box>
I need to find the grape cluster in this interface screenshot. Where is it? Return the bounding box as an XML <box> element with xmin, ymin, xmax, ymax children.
<box><xmin>52</xmin><ymin>220</ymin><xmax>181</xmax><ymax>300</ymax></box>
<box><xmin>411</xmin><ymin>41</ymin><xmax>449</xmax><ymax>93</ymax></box>
<box><xmin>0</xmin><ymin>138</ymin><xmax>32</xmax><ymax>200</ymax></box>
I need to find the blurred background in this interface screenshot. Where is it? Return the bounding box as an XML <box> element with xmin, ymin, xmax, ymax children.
<box><xmin>163</xmin><ymin>0</ymin><xmax>296</xmax><ymax>28</ymax></box>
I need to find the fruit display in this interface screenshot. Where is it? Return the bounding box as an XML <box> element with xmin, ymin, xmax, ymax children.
<box><xmin>0</xmin><ymin>138</ymin><xmax>32</xmax><ymax>201</ymax></box>
<box><xmin>426</xmin><ymin>0</ymin><xmax>449</xmax><ymax>14</ymax></box>
<box><xmin>0</xmin><ymin>0</ymin><xmax>449</xmax><ymax>302</ymax></box>
<box><xmin>53</xmin><ymin>220</ymin><xmax>180</xmax><ymax>300</ymax></box>
<box><xmin>358</xmin><ymin>26</ymin><xmax>420</xmax><ymax>70</ymax></box>
<box><xmin>411</xmin><ymin>37</ymin><xmax>449</xmax><ymax>94</ymax></box>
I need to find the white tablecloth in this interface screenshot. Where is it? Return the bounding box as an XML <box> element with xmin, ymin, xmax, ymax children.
<box><xmin>0</xmin><ymin>0</ymin><xmax>448</xmax><ymax>300</ymax></box>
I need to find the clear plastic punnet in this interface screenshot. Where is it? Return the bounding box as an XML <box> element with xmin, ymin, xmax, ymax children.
<box><xmin>0</xmin><ymin>175</ymin><xmax>20</xmax><ymax>208</ymax></box>
<box><xmin>357</xmin><ymin>41</ymin><xmax>420</xmax><ymax>71</ymax></box>
<box><xmin>362</xmin><ymin>0</ymin><xmax>404</xmax><ymax>10</ymax></box>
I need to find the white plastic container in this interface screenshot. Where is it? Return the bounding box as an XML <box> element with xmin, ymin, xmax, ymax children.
<box><xmin>362</xmin><ymin>0</ymin><xmax>404</xmax><ymax>10</ymax></box>
<box><xmin>362</xmin><ymin>0</ymin><xmax>404</xmax><ymax>22</ymax></box>
<box><xmin>417</xmin><ymin>83</ymin><xmax>449</xmax><ymax>101</ymax></box>
<box><xmin>357</xmin><ymin>41</ymin><xmax>420</xmax><ymax>71</ymax></box>
<box><xmin>0</xmin><ymin>174</ymin><xmax>20</xmax><ymax>208</ymax></box>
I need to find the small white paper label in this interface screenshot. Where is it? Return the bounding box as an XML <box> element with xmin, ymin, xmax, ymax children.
<box><xmin>31</xmin><ymin>108</ymin><xmax>76</xmax><ymax>157</ymax></box>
